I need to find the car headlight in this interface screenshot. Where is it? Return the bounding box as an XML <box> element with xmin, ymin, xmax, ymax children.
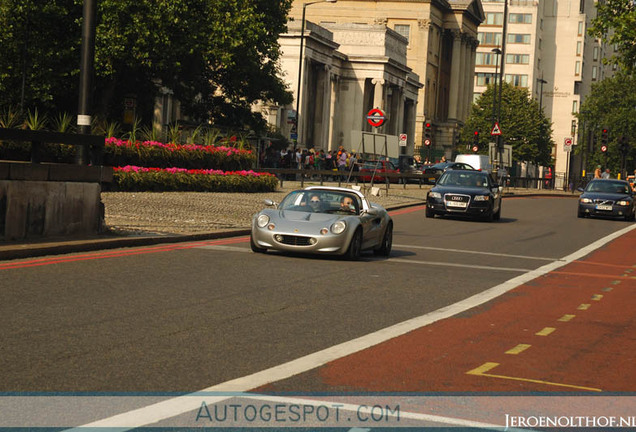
<box><xmin>429</xmin><ymin>192</ymin><xmax>442</xmax><ymax>199</ymax></box>
<box><xmin>331</xmin><ymin>221</ymin><xmax>346</xmax><ymax>234</ymax></box>
<box><xmin>474</xmin><ymin>195</ymin><xmax>490</xmax><ymax>201</ymax></box>
<box><xmin>257</xmin><ymin>214</ymin><xmax>270</xmax><ymax>228</ymax></box>
<box><xmin>617</xmin><ymin>200</ymin><xmax>631</xmax><ymax>206</ymax></box>
<box><xmin>580</xmin><ymin>198</ymin><xmax>593</xmax><ymax>204</ymax></box>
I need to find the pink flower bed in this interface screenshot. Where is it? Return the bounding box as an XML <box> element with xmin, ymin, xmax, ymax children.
<box><xmin>114</xmin><ymin>165</ymin><xmax>272</xmax><ymax>177</ymax></box>
<box><xmin>105</xmin><ymin>137</ymin><xmax>252</xmax><ymax>157</ymax></box>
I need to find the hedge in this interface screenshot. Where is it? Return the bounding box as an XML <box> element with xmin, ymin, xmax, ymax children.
<box><xmin>108</xmin><ymin>166</ymin><xmax>278</xmax><ymax>193</ymax></box>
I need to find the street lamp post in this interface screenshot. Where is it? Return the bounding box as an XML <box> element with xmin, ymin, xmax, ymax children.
<box><xmin>496</xmin><ymin>0</ymin><xmax>508</xmax><ymax>181</ymax></box>
<box><xmin>293</xmin><ymin>0</ymin><xmax>337</xmax><ymax>155</ymax></box>
<box><xmin>491</xmin><ymin>48</ymin><xmax>501</xmax><ymax>125</ymax></box>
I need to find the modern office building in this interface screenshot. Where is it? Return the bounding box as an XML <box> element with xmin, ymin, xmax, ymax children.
<box><xmin>474</xmin><ymin>0</ymin><xmax>616</xmax><ymax>186</ymax></box>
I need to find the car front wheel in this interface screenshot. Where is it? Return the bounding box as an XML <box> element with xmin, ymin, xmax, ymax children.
<box><xmin>374</xmin><ymin>222</ymin><xmax>393</xmax><ymax>257</ymax></box>
<box><xmin>346</xmin><ymin>229</ymin><xmax>363</xmax><ymax>260</ymax></box>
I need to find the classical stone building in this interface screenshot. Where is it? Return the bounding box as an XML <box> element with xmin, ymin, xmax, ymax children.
<box><xmin>259</xmin><ymin>21</ymin><xmax>422</xmax><ymax>158</ymax></box>
<box><xmin>275</xmin><ymin>0</ymin><xmax>485</xmax><ymax>159</ymax></box>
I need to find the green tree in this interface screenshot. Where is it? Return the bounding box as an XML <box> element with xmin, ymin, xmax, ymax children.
<box><xmin>579</xmin><ymin>72</ymin><xmax>636</xmax><ymax>176</ymax></box>
<box><xmin>460</xmin><ymin>82</ymin><xmax>554</xmax><ymax>167</ymax></box>
<box><xmin>588</xmin><ymin>0</ymin><xmax>636</xmax><ymax>75</ymax></box>
<box><xmin>0</xmin><ymin>0</ymin><xmax>293</xmax><ymax>131</ymax></box>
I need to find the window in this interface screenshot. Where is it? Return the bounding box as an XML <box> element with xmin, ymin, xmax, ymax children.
<box><xmin>575</xmin><ymin>61</ymin><xmax>581</xmax><ymax>75</ymax></box>
<box><xmin>476</xmin><ymin>52</ymin><xmax>500</xmax><ymax>66</ymax></box>
<box><xmin>394</xmin><ymin>24</ymin><xmax>410</xmax><ymax>43</ymax></box>
<box><xmin>593</xmin><ymin>46</ymin><xmax>599</xmax><ymax>61</ymax></box>
<box><xmin>506</xmin><ymin>54</ymin><xmax>529</xmax><ymax>64</ymax></box>
<box><xmin>572</xmin><ymin>100</ymin><xmax>578</xmax><ymax>113</ymax></box>
<box><xmin>477</xmin><ymin>32</ymin><xmax>502</xmax><ymax>46</ymax></box>
<box><xmin>504</xmin><ymin>74</ymin><xmax>528</xmax><ymax>87</ymax></box>
<box><xmin>476</xmin><ymin>73</ymin><xmax>496</xmax><ymax>86</ymax></box>
<box><xmin>509</xmin><ymin>13</ymin><xmax>532</xmax><ymax>24</ymax></box>
<box><xmin>485</xmin><ymin>13</ymin><xmax>504</xmax><ymax>25</ymax></box>
<box><xmin>507</xmin><ymin>33</ymin><xmax>531</xmax><ymax>44</ymax></box>
<box><xmin>578</xmin><ymin>21</ymin><xmax>584</xmax><ymax>36</ymax></box>
<box><xmin>574</xmin><ymin>81</ymin><xmax>582</xmax><ymax>95</ymax></box>
<box><xmin>576</xmin><ymin>41</ymin><xmax>582</xmax><ymax>56</ymax></box>
<box><xmin>592</xmin><ymin>66</ymin><xmax>598</xmax><ymax>80</ymax></box>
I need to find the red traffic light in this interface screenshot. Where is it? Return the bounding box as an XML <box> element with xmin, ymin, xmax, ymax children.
<box><xmin>474</xmin><ymin>131</ymin><xmax>479</xmax><ymax>136</ymax></box>
<box><xmin>602</xmin><ymin>129</ymin><xmax>608</xmax><ymax>134</ymax></box>
<box><xmin>425</xmin><ymin>123</ymin><xmax>431</xmax><ymax>128</ymax></box>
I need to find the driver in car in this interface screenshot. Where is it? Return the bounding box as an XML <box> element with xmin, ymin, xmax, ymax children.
<box><xmin>340</xmin><ymin>195</ymin><xmax>356</xmax><ymax>213</ymax></box>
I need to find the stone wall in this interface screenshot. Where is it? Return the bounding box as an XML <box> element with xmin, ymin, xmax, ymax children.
<box><xmin>0</xmin><ymin>162</ymin><xmax>112</xmax><ymax>241</ymax></box>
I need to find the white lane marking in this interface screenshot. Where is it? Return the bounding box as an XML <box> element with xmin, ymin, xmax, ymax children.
<box><xmin>394</xmin><ymin>244</ymin><xmax>562</xmax><ymax>262</ymax></box>
<box><xmin>387</xmin><ymin>258</ymin><xmax>532</xmax><ymax>272</ymax></box>
<box><xmin>70</xmin><ymin>223</ymin><xmax>636</xmax><ymax>430</ymax></box>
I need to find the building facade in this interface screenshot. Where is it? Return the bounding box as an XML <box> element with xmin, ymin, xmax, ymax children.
<box><xmin>474</xmin><ymin>0</ymin><xmax>616</xmax><ymax>186</ymax></box>
<box><xmin>271</xmin><ymin>0</ymin><xmax>485</xmax><ymax>159</ymax></box>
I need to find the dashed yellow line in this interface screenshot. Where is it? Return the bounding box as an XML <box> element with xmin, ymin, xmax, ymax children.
<box><xmin>505</xmin><ymin>344</ymin><xmax>531</xmax><ymax>355</ymax></box>
<box><xmin>591</xmin><ymin>294</ymin><xmax>603</xmax><ymax>301</ymax></box>
<box><xmin>536</xmin><ymin>327</ymin><xmax>556</xmax><ymax>336</ymax></box>
<box><xmin>558</xmin><ymin>314</ymin><xmax>575</xmax><ymax>322</ymax></box>
<box><xmin>466</xmin><ymin>362</ymin><xmax>602</xmax><ymax>392</ymax></box>
<box><xmin>611</xmin><ymin>280</ymin><xmax>622</xmax><ymax>285</ymax></box>
<box><xmin>601</xmin><ymin>287</ymin><xmax>613</xmax><ymax>292</ymax></box>
<box><xmin>577</xmin><ymin>304</ymin><xmax>591</xmax><ymax>310</ymax></box>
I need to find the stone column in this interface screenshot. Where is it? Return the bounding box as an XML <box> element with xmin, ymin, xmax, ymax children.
<box><xmin>448</xmin><ymin>30</ymin><xmax>463</xmax><ymax>121</ymax></box>
<box><xmin>372</xmin><ymin>78</ymin><xmax>385</xmax><ymax>110</ymax></box>
<box><xmin>461</xmin><ymin>38</ymin><xmax>477</xmax><ymax>121</ymax></box>
<box><xmin>327</xmin><ymin>69</ymin><xmax>339</xmax><ymax>152</ymax></box>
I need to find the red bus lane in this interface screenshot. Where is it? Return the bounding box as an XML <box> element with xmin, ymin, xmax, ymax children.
<box><xmin>262</xmin><ymin>228</ymin><xmax>636</xmax><ymax>393</ymax></box>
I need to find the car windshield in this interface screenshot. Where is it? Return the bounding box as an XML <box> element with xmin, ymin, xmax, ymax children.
<box><xmin>437</xmin><ymin>171</ymin><xmax>490</xmax><ymax>188</ymax></box>
<box><xmin>586</xmin><ymin>181</ymin><xmax>630</xmax><ymax>194</ymax></box>
<box><xmin>278</xmin><ymin>190</ymin><xmax>361</xmax><ymax>215</ymax></box>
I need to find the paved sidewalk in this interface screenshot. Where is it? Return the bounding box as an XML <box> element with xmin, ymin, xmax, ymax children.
<box><xmin>0</xmin><ymin>182</ymin><xmax>577</xmax><ymax>261</ymax></box>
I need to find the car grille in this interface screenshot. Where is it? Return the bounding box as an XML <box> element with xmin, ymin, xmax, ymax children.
<box><xmin>444</xmin><ymin>194</ymin><xmax>471</xmax><ymax>212</ymax></box>
<box><xmin>276</xmin><ymin>235</ymin><xmax>314</xmax><ymax>246</ymax></box>
<box><xmin>593</xmin><ymin>199</ymin><xmax>615</xmax><ymax>205</ymax></box>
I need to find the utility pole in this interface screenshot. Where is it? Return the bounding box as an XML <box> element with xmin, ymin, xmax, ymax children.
<box><xmin>76</xmin><ymin>0</ymin><xmax>97</xmax><ymax>165</ymax></box>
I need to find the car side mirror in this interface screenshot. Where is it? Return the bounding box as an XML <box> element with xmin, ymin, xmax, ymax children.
<box><xmin>577</xmin><ymin>187</ymin><xmax>584</xmax><ymax>192</ymax></box>
<box><xmin>365</xmin><ymin>208</ymin><xmax>379</xmax><ymax>216</ymax></box>
<box><xmin>264</xmin><ymin>199</ymin><xmax>276</xmax><ymax>207</ymax></box>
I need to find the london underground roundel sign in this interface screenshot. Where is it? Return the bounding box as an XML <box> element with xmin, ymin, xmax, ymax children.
<box><xmin>366</xmin><ymin>108</ymin><xmax>386</xmax><ymax>127</ymax></box>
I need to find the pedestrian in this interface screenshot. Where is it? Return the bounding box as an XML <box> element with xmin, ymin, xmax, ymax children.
<box><xmin>594</xmin><ymin>165</ymin><xmax>602</xmax><ymax>179</ymax></box>
<box><xmin>441</xmin><ymin>155</ymin><xmax>447</xmax><ymax>163</ymax></box>
<box><xmin>601</xmin><ymin>168</ymin><xmax>611</xmax><ymax>179</ymax></box>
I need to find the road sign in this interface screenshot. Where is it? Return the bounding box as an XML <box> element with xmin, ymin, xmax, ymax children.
<box><xmin>399</xmin><ymin>133</ymin><xmax>407</xmax><ymax>147</ymax></box>
<box><xmin>366</xmin><ymin>108</ymin><xmax>386</xmax><ymax>128</ymax></box>
<box><xmin>472</xmin><ymin>145</ymin><xmax>479</xmax><ymax>152</ymax></box>
<box><xmin>563</xmin><ymin>137</ymin><xmax>573</xmax><ymax>152</ymax></box>
<box><xmin>491</xmin><ymin>122</ymin><xmax>502</xmax><ymax>136</ymax></box>
<box><xmin>424</xmin><ymin>139</ymin><xmax>431</xmax><ymax>146</ymax></box>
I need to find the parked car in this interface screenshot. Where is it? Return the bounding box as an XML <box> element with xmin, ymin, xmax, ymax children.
<box><xmin>426</xmin><ymin>169</ymin><xmax>502</xmax><ymax>221</ymax></box>
<box><xmin>422</xmin><ymin>161</ymin><xmax>475</xmax><ymax>184</ymax></box>
<box><xmin>250</xmin><ymin>186</ymin><xmax>393</xmax><ymax>259</ymax></box>
<box><xmin>358</xmin><ymin>160</ymin><xmax>400</xmax><ymax>183</ymax></box>
<box><xmin>577</xmin><ymin>179</ymin><xmax>635</xmax><ymax>221</ymax></box>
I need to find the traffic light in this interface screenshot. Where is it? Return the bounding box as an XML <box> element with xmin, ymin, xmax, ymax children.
<box><xmin>424</xmin><ymin>122</ymin><xmax>432</xmax><ymax>146</ymax></box>
<box><xmin>472</xmin><ymin>130</ymin><xmax>479</xmax><ymax>152</ymax></box>
<box><xmin>601</xmin><ymin>128</ymin><xmax>609</xmax><ymax>150</ymax></box>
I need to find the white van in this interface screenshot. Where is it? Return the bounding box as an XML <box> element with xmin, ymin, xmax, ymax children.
<box><xmin>454</xmin><ymin>154</ymin><xmax>493</xmax><ymax>173</ymax></box>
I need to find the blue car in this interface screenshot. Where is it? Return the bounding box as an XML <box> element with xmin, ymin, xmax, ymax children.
<box><xmin>577</xmin><ymin>179</ymin><xmax>636</xmax><ymax>221</ymax></box>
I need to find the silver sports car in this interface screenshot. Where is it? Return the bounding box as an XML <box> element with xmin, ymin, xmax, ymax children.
<box><xmin>250</xmin><ymin>186</ymin><xmax>393</xmax><ymax>260</ymax></box>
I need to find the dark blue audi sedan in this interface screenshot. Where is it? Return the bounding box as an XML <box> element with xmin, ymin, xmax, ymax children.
<box><xmin>426</xmin><ymin>170</ymin><xmax>502</xmax><ymax>221</ymax></box>
<box><xmin>577</xmin><ymin>179</ymin><xmax>635</xmax><ymax>221</ymax></box>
